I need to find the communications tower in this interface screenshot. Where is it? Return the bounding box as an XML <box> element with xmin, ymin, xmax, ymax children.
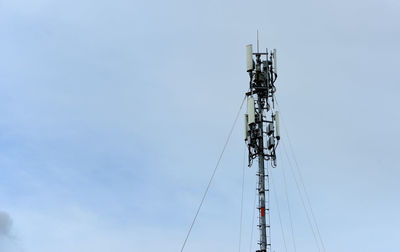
<box><xmin>244</xmin><ymin>44</ymin><xmax>280</xmax><ymax>252</ymax></box>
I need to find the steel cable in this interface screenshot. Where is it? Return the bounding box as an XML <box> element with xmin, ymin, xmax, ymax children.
<box><xmin>283</xmin><ymin>129</ymin><xmax>326</xmax><ymax>252</ymax></box>
<box><xmin>282</xmin><ymin>140</ymin><xmax>322</xmax><ymax>251</ymax></box>
<box><xmin>248</xmin><ymin>179</ymin><xmax>257</xmax><ymax>252</ymax></box>
<box><xmin>270</xmin><ymin>168</ymin><xmax>288</xmax><ymax>252</ymax></box>
<box><xmin>275</xmin><ymin>97</ymin><xmax>326</xmax><ymax>251</ymax></box>
<box><xmin>280</xmin><ymin>155</ymin><xmax>297</xmax><ymax>252</ymax></box>
<box><xmin>239</xmin><ymin>144</ymin><xmax>246</xmax><ymax>252</ymax></box>
<box><xmin>180</xmin><ymin>95</ymin><xmax>246</xmax><ymax>252</ymax></box>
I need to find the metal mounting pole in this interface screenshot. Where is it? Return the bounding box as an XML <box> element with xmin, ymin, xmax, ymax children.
<box><xmin>257</xmin><ymin>109</ymin><xmax>267</xmax><ymax>251</ymax></box>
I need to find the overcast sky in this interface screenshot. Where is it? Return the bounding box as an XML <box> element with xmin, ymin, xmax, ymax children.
<box><xmin>0</xmin><ymin>0</ymin><xmax>399</xmax><ymax>251</ymax></box>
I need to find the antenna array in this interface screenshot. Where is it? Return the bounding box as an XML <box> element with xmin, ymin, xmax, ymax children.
<box><xmin>244</xmin><ymin>44</ymin><xmax>280</xmax><ymax>252</ymax></box>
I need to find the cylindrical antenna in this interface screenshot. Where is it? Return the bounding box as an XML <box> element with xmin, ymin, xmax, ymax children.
<box><xmin>244</xmin><ymin>114</ymin><xmax>249</xmax><ymax>140</ymax></box>
<box><xmin>246</xmin><ymin>44</ymin><xmax>254</xmax><ymax>72</ymax></box>
<box><xmin>275</xmin><ymin>111</ymin><xmax>280</xmax><ymax>140</ymax></box>
<box><xmin>257</xmin><ymin>30</ymin><xmax>259</xmax><ymax>53</ymax></box>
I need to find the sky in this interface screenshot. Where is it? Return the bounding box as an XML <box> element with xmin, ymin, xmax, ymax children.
<box><xmin>0</xmin><ymin>0</ymin><xmax>399</xmax><ymax>251</ymax></box>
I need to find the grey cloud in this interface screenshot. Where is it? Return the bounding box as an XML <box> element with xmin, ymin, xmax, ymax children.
<box><xmin>0</xmin><ymin>211</ymin><xmax>12</xmax><ymax>237</ymax></box>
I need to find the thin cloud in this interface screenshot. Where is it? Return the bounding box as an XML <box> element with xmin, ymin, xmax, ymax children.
<box><xmin>0</xmin><ymin>211</ymin><xmax>12</xmax><ymax>237</ymax></box>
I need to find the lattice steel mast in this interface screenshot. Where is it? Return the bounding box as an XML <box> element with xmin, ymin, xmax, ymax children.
<box><xmin>244</xmin><ymin>44</ymin><xmax>280</xmax><ymax>252</ymax></box>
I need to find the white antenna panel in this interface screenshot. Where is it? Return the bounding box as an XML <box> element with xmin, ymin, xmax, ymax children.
<box><xmin>246</xmin><ymin>44</ymin><xmax>254</xmax><ymax>72</ymax></box>
<box><xmin>273</xmin><ymin>49</ymin><xmax>277</xmax><ymax>74</ymax></box>
<box><xmin>275</xmin><ymin>111</ymin><xmax>280</xmax><ymax>140</ymax></box>
<box><xmin>247</xmin><ymin>97</ymin><xmax>255</xmax><ymax>124</ymax></box>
